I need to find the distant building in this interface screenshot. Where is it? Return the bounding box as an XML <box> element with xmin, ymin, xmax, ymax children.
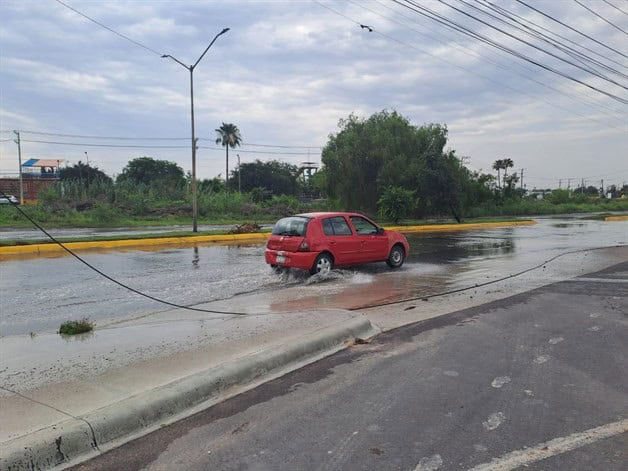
<box><xmin>0</xmin><ymin>159</ymin><xmax>64</xmax><ymax>202</ymax></box>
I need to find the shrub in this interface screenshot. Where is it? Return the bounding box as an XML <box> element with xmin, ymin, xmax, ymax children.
<box><xmin>59</xmin><ymin>318</ymin><xmax>94</xmax><ymax>335</ymax></box>
<box><xmin>378</xmin><ymin>186</ymin><xmax>416</xmax><ymax>223</ymax></box>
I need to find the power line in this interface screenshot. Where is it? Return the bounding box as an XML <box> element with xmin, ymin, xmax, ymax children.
<box><xmin>360</xmin><ymin>0</ymin><xmax>625</xmax><ymax>120</ymax></box>
<box><xmin>11</xmin><ymin>130</ymin><xmax>321</xmax><ymax>149</ymax></box>
<box><xmin>482</xmin><ymin>0</ymin><xmax>628</xmax><ymax>70</ymax></box>
<box><xmin>602</xmin><ymin>0</ymin><xmax>628</xmax><ymax>16</ymax></box>
<box><xmin>54</xmin><ymin>0</ymin><xmax>163</xmax><ymax>57</ymax></box>
<box><xmin>391</xmin><ymin>0</ymin><xmax>628</xmax><ymax>104</ymax></box>
<box><xmin>515</xmin><ymin>0</ymin><xmax>628</xmax><ymax>59</ymax></box>
<box><xmin>19</xmin><ymin>138</ymin><xmax>319</xmax><ymax>155</ymax></box>
<box><xmin>436</xmin><ymin>0</ymin><xmax>627</xmax><ymax>89</ymax></box>
<box><xmin>467</xmin><ymin>0</ymin><xmax>628</xmax><ymax>81</ymax></box>
<box><xmin>316</xmin><ymin>0</ymin><xmax>626</xmax><ymax>128</ymax></box>
<box><xmin>573</xmin><ymin>0</ymin><xmax>628</xmax><ymax>35</ymax></box>
<box><xmin>0</xmin><ymin>189</ymin><xmax>248</xmax><ymax>317</ymax></box>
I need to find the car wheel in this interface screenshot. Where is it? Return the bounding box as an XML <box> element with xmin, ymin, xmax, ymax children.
<box><xmin>310</xmin><ymin>253</ymin><xmax>333</xmax><ymax>275</ymax></box>
<box><xmin>386</xmin><ymin>245</ymin><xmax>405</xmax><ymax>268</ymax></box>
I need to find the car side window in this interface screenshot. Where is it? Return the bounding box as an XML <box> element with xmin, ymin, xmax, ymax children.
<box><xmin>350</xmin><ymin>216</ymin><xmax>378</xmax><ymax>235</ymax></box>
<box><xmin>323</xmin><ymin>217</ymin><xmax>352</xmax><ymax>236</ymax></box>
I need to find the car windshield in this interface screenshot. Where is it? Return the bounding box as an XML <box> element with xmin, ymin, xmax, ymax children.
<box><xmin>271</xmin><ymin>216</ymin><xmax>309</xmax><ymax>236</ymax></box>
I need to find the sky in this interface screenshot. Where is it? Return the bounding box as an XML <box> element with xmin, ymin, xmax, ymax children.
<box><xmin>1</xmin><ymin>0</ymin><xmax>626</xmax><ymax>191</ymax></box>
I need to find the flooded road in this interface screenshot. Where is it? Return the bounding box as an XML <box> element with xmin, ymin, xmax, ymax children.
<box><xmin>1</xmin><ymin>217</ymin><xmax>626</xmax><ymax>336</ymax></box>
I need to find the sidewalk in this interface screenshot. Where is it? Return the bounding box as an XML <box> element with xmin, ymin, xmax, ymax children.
<box><xmin>0</xmin><ymin>308</ymin><xmax>378</xmax><ymax>470</ymax></box>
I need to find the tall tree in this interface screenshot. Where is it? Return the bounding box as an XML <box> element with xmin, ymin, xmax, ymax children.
<box><xmin>116</xmin><ymin>157</ymin><xmax>185</xmax><ymax>187</ymax></box>
<box><xmin>502</xmin><ymin>158</ymin><xmax>514</xmax><ymax>183</ymax></box>
<box><xmin>214</xmin><ymin>123</ymin><xmax>242</xmax><ymax>189</ymax></box>
<box><xmin>60</xmin><ymin>161</ymin><xmax>111</xmax><ymax>188</ymax></box>
<box><xmin>235</xmin><ymin>160</ymin><xmax>300</xmax><ymax>195</ymax></box>
<box><xmin>492</xmin><ymin>159</ymin><xmax>505</xmax><ymax>191</ymax></box>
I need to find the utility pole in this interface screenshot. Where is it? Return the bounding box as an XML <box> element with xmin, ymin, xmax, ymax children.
<box><xmin>600</xmin><ymin>179</ymin><xmax>604</xmax><ymax>196</ymax></box>
<box><xmin>162</xmin><ymin>27</ymin><xmax>230</xmax><ymax>232</ymax></box>
<box><xmin>520</xmin><ymin>168</ymin><xmax>525</xmax><ymax>190</ymax></box>
<box><xmin>581</xmin><ymin>178</ymin><xmax>585</xmax><ymax>194</ymax></box>
<box><xmin>567</xmin><ymin>178</ymin><xmax>572</xmax><ymax>192</ymax></box>
<box><xmin>237</xmin><ymin>153</ymin><xmax>241</xmax><ymax>194</ymax></box>
<box><xmin>13</xmin><ymin>131</ymin><xmax>24</xmax><ymax>204</ymax></box>
<box><xmin>559</xmin><ymin>179</ymin><xmax>562</xmax><ymax>189</ymax></box>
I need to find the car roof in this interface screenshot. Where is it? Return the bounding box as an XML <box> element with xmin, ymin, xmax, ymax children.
<box><xmin>296</xmin><ymin>211</ymin><xmax>368</xmax><ymax>219</ymax></box>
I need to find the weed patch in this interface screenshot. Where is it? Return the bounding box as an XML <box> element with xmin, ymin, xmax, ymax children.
<box><xmin>59</xmin><ymin>318</ymin><xmax>94</xmax><ymax>335</ymax></box>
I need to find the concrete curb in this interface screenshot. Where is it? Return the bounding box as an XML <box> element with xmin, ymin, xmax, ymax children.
<box><xmin>1</xmin><ymin>316</ymin><xmax>379</xmax><ymax>470</ymax></box>
<box><xmin>0</xmin><ymin>220</ymin><xmax>536</xmax><ymax>256</ymax></box>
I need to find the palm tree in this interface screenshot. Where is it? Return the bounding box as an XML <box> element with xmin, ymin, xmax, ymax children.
<box><xmin>492</xmin><ymin>159</ymin><xmax>504</xmax><ymax>191</ymax></box>
<box><xmin>502</xmin><ymin>158</ymin><xmax>514</xmax><ymax>184</ymax></box>
<box><xmin>215</xmin><ymin>123</ymin><xmax>242</xmax><ymax>189</ymax></box>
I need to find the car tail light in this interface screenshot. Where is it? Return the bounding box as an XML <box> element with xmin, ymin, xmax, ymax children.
<box><xmin>298</xmin><ymin>240</ymin><xmax>310</xmax><ymax>252</ymax></box>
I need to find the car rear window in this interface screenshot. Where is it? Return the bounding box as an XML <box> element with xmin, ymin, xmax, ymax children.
<box><xmin>272</xmin><ymin>216</ymin><xmax>309</xmax><ymax>236</ymax></box>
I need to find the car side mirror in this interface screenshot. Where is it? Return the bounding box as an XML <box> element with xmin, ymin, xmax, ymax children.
<box><xmin>377</xmin><ymin>227</ymin><xmax>385</xmax><ymax>235</ymax></box>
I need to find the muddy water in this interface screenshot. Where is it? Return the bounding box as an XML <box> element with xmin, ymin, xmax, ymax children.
<box><xmin>1</xmin><ymin>218</ymin><xmax>625</xmax><ymax>336</ymax></box>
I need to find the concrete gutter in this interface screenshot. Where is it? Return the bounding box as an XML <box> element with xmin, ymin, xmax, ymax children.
<box><xmin>1</xmin><ymin>316</ymin><xmax>378</xmax><ymax>470</ymax></box>
<box><xmin>0</xmin><ymin>220</ymin><xmax>536</xmax><ymax>256</ymax></box>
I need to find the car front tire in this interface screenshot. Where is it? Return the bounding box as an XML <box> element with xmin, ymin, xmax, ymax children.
<box><xmin>386</xmin><ymin>245</ymin><xmax>405</xmax><ymax>268</ymax></box>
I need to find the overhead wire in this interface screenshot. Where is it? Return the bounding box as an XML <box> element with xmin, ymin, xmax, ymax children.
<box><xmin>573</xmin><ymin>0</ymin><xmax>628</xmax><ymax>35</ymax></box>
<box><xmin>481</xmin><ymin>0</ymin><xmax>628</xmax><ymax>70</ymax></box>
<box><xmin>435</xmin><ymin>0</ymin><xmax>627</xmax><ymax>89</ymax></box>
<box><xmin>54</xmin><ymin>0</ymin><xmax>163</xmax><ymax>57</ymax></box>
<box><xmin>1</xmin><ymin>189</ymin><xmax>624</xmax><ymax>319</ymax></box>
<box><xmin>355</xmin><ymin>0</ymin><xmax>625</xmax><ymax>121</ymax></box>
<box><xmin>464</xmin><ymin>0</ymin><xmax>628</xmax><ymax>82</ymax></box>
<box><xmin>19</xmin><ymin>138</ymin><xmax>319</xmax><ymax>155</ymax></box>
<box><xmin>0</xmin><ymin>188</ymin><xmax>249</xmax><ymax>317</ymax></box>
<box><xmin>393</xmin><ymin>0</ymin><xmax>628</xmax><ymax>103</ymax></box>
<box><xmin>10</xmin><ymin>130</ymin><xmax>321</xmax><ymax>149</ymax></box>
<box><xmin>315</xmin><ymin>0</ymin><xmax>626</xmax><ymax>129</ymax></box>
<box><xmin>515</xmin><ymin>0</ymin><xmax>628</xmax><ymax>59</ymax></box>
<box><xmin>602</xmin><ymin>0</ymin><xmax>628</xmax><ymax>16</ymax></box>
<box><xmin>349</xmin><ymin>244</ymin><xmax>626</xmax><ymax>311</ymax></box>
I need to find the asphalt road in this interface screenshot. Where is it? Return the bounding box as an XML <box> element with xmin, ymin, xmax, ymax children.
<box><xmin>3</xmin><ymin>218</ymin><xmax>626</xmax><ymax>336</ymax></box>
<box><xmin>73</xmin><ymin>262</ymin><xmax>628</xmax><ymax>471</ymax></box>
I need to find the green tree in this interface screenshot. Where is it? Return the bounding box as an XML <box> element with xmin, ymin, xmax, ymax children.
<box><xmin>235</xmin><ymin>160</ymin><xmax>300</xmax><ymax>196</ymax></box>
<box><xmin>60</xmin><ymin>161</ymin><xmax>112</xmax><ymax>187</ymax></box>
<box><xmin>492</xmin><ymin>159</ymin><xmax>505</xmax><ymax>191</ymax></box>
<box><xmin>116</xmin><ymin>157</ymin><xmax>186</xmax><ymax>200</ymax></box>
<box><xmin>215</xmin><ymin>123</ymin><xmax>242</xmax><ymax>189</ymax></box>
<box><xmin>378</xmin><ymin>186</ymin><xmax>416</xmax><ymax>223</ymax></box>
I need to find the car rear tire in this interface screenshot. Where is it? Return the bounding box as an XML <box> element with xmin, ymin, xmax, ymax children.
<box><xmin>386</xmin><ymin>245</ymin><xmax>405</xmax><ymax>268</ymax></box>
<box><xmin>310</xmin><ymin>253</ymin><xmax>333</xmax><ymax>275</ymax></box>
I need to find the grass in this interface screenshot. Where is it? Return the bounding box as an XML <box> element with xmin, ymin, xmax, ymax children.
<box><xmin>0</xmin><ymin>227</ymin><xmax>272</xmax><ymax>247</ymax></box>
<box><xmin>59</xmin><ymin>318</ymin><xmax>94</xmax><ymax>335</ymax></box>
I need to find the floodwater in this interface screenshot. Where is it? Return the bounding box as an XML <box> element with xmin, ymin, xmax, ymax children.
<box><xmin>0</xmin><ymin>217</ymin><xmax>626</xmax><ymax>336</ymax></box>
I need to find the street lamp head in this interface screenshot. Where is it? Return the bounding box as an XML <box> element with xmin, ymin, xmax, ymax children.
<box><xmin>161</xmin><ymin>54</ymin><xmax>168</xmax><ymax>58</ymax></box>
<box><xmin>220</xmin><ymin>28</ymin><xmax>230</xmax><ymax>34</ymax></box>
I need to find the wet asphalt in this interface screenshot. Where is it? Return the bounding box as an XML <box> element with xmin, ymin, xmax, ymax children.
<box><xmin>1</xmin><ymin>217</ymin><xmax>626</xmax><ymax>336</ymax></box>
<box><xmin>71</xmin><ymin>261</ymin><xmax>628</xmax><ymax>471</ymax></box>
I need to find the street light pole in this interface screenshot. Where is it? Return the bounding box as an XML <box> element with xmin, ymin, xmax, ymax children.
<box><xmin>237</xmin><ymin>153</ymin><xmax>241</xmax><ymax>193</ymax></box>
<box><xmin>162</xmin><ymin>27</ymin><xmax>229</xmax><ymax>232</ymax></box>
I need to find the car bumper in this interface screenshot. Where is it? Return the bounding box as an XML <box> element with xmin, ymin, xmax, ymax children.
<box><xmin>265</xmin><ymin>249</ymin><xmax>318</xmax><ymax>271</ymax></box>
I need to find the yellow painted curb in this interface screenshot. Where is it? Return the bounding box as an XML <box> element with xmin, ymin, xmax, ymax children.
<box><xmin>386</xmin><ymin>220</ymin><xmax>537</xmax><ymax>233</ymax></box>
<box><xmin>0</xmin><ymin>220</ymin><xmax>536</xmax><ymax>257</ymax></box>
<box><xmin>605</xmin><ymin>215</ymin><xmax>628</xmax><ymax>221</ymax></box>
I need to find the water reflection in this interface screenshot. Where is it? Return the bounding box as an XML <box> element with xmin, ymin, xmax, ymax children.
<box><xmin>192</xmin><ymin>246</ymin><xmax>200</xmax><ymax>269</ymax></box>
<box><xmin>406</xmin><ymin>233</ymin><xmax>516</xmax><ymax>264</ymax></box>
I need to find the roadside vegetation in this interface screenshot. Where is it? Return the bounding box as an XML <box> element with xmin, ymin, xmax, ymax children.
<box><xmin>58</xmin><ymin>318</ymin><xmax>94</xmax><ymax>335</ymax></box>
<box><xmin>1</xmin><ymin>111</ymin><xmax>626</xmax><ymax>232</ymax></box>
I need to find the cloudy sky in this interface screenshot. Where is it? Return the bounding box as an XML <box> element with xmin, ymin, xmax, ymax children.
<box><xmin>1</xmin><ymin>0</ymin><xmax>626</xmax><ymax>190</ymax></box>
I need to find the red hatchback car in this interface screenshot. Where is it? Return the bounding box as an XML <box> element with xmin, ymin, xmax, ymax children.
<box><xmin>265</xmin><ymin>212</ymin><xmax>410</xmax><ymax>275</ymax></box>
